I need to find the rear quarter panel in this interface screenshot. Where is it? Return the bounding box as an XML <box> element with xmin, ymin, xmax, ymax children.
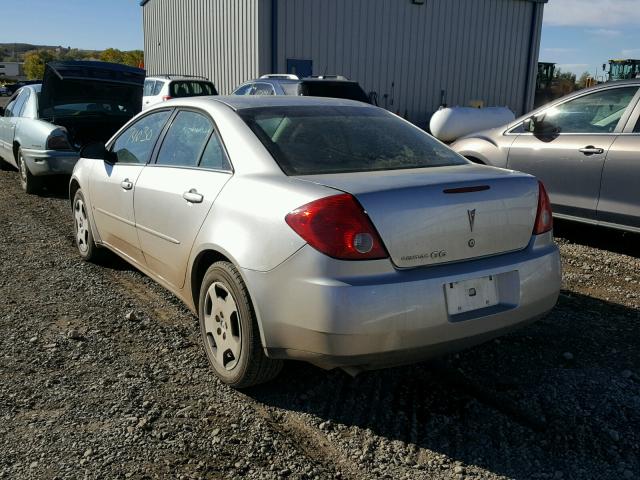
<box><xmin>189</xmin><ymin>174</ymin><xmax>338</xmax><ymax>273</ymax></box>
<box><xmin>15</xmin><ymin>118</ymin><xmax>59</xmax><ymax>150</ymax></box>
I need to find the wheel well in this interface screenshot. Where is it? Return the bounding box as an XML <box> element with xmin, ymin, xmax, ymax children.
<box><xmin>465</xmin><ymin>156</ymin><xmax>485</xmax><ymax>165</ymax></box>
<box><xmin>12</xmin><ymin>142</ymin><xmax>19</xmax><ymax>162</ymax></box>
<box><xmin>190</xmin><ymin>249</ymin><xmax>232</xmax><ymax>311</ymax></box>
<box><xmin>69</xmin><ymin>179</ymin><xmax>81</xmax><ymax>208</ymax></box>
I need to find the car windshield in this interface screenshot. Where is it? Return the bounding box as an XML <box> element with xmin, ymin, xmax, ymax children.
<box><xmin>299</xmin><ymin>82</ymin><xmax>370</xmax><ymax>103</ymax></box>
<box><xmin>170</xmin><ymin>81</ymin><xmax>217</xmax><ymax>97</ymax></box>
<box><xmin>239</xmin><ymin>106</ymin><xmax>466</xmax><ymax>175</ymax></box>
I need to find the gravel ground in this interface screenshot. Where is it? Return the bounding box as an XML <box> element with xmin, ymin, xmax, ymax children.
<box><xmin>0</xmin><ymin>168</ymin><xmax>638</xmax><ymax>480</ymax></box>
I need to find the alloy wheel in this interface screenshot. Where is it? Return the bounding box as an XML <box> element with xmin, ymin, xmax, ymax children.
<box><xmin>203</xmin><ymin>282</ymin><xmax>242</xmax><ymax>370</ymax></box>
<box><xmin>18</xmin><ymin>154</ymin><xmax>27</xmax><ymax>185</ymax></box>
<box><xmin>74</xmin><ymin>198</ymin><xmax>90</xmax><ymax>254</ymax></box>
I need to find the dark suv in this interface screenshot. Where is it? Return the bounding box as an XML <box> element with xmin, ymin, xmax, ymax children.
<box><xmin>232</xmin><ymin>75</ymin><xmax>370</xmax><ymax>103</ymax></box>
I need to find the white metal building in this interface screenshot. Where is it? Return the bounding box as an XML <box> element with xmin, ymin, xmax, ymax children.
<box><xmin>141</xmin><ymin>0</ymin><xmax>547</xmax><ymax>125</ymax></box>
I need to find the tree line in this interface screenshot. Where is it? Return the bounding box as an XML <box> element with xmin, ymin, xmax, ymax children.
<box><xmin>23</xmin><ymin>48</ymin><xmax>144</xmax><ymax>79</ymax></box>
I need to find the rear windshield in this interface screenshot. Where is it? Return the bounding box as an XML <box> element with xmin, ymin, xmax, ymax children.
<box><xmin>169</xmin><ymin>81</ymin><xmax>218</xmax><ymax>97</ymax></box>
<box><xmin>239</xmin><ymin>106</ymin><xmax>466</xmax><ymax>175</ymax></box>
<box><xmin>299</xmin><ymin>81</ymin><xmax>370</xmax><ymax>103</ymax></box>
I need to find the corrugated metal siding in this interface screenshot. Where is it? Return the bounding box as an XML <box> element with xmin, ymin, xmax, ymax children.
<box><xmin>271</xmin><ymin>0</ymin><xmax>542</xmax><ymax>123</ymax></box>
<box><xmin>143</xmin><ymin>0</ymin><xmax>260</xmax><ymax>94</ymax></box>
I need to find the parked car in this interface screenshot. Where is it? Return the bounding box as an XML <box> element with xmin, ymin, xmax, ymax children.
<box><xmin>0</xmin><ymin>61</ymin><xmax>145</xmax><ymax>193</ymax></box>
<box><xmin>70</xmin><ymin>96</ymin><xmax>561</xmax><ymax>388</ymax></box>
<box><xmin>142</xmin><ymin>75</ymin><xmax>218</xmax><ymax>110</ymax></box>
<box><xmin>5</xmin><ymin>80</ymin><xmax>41</xmax><ymax>95</ymax></box>
<box><xmin>0</xmin><ymin>85</ymin><xmax>9</xmax><ymax>96</ymax></box>
<box><xmin>232</xmin><ymin>74</ymin><xmax>371</xmax><ymax>103</ymax></box>
<box><xmin>451</xmin><ymin>80</ymin><xmax>640</xmax><ymax>233</ymax></box>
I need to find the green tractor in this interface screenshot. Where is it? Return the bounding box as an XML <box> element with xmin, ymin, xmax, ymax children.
<box><xmin>607</xmin><ymin>59</ymin><xmax>640</xmax><ymax>81</ymax></box>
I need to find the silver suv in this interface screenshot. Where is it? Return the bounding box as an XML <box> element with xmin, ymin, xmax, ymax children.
<box><xmin>142</xmin><ymin>74</ymin><xmax>218</xmax><ymax>110</ymax></box>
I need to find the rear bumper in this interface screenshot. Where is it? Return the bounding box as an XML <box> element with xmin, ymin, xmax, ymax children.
<box><xmin>21</xmin><ymin>148</ymin><xmax>79</xmax><ymax>176</ymax></box>
<box><xmin>242</xmin><ymin>232</ymin><xmax>561</xmax><ymax>370</ymax></box>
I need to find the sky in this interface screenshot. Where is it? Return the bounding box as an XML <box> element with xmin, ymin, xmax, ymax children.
<box><xmin>1</xmin><ymin>0</ymin><xmax>639</xmax><ymax>81</ymax></box>
<box><xmin>0</xmin><ymin>0</ymin><xmax>143</xmax><ymax>51</ymax></box>
<box><xmin>540</xmin><ymin>0</ymin><xmax>640</xmax><ymax>80</ymax></box>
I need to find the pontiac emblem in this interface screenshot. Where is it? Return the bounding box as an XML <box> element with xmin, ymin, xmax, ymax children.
<box><xmin>467</xmin><ymin>209</ymin><xmax>476</xmax><ymax>232</ymax></box>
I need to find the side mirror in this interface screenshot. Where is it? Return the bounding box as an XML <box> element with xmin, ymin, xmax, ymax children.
<box><xmin>80</xmin><ymin>142</ymin><xmax>117</xmax><ymax>164</ymax></box>
<box><xmin>523</xmin><ymin>117</ymin><xmax>534</xmax><ymax>133</ymax></box>
<box><xmin>526</xmin><ymin>114</ymin><xmax>558</xmax><ymax>136</ymax></box>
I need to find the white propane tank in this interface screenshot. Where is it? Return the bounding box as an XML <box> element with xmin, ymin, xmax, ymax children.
<box><xmin>429</xmin><ymin>106</ymin><xmax>515</xmax><ymax>143</ymax></box>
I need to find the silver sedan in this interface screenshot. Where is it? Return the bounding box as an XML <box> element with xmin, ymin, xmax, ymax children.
<box><xmin>452</xmin><ymin>80</ymin><xmax>640</xmax><ymax>233</ymax></box>
<box><xmin>70</xmin><ymin>96</ymin><xmax>561</xmax><ymax>388</ymax></box>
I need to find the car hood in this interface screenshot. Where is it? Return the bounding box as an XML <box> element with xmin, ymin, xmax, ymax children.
<box><xmin>39</xmin><ymin>61</ymin><xmax>145</xmax><ymax>117</ymax></box>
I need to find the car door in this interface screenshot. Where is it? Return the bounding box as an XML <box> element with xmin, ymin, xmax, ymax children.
<box><xmin>507</xmin><ymin>85</ymin><xmax>639</xmax><ymax>220</ymax></box>
<box><xmin>134</xmin><ymin>108</ymin><xmax>232</xmax><ymax>289</ymax></box>
<box><xmin>0</xmin><ymin>93</ymin><xmax>17</xmax><ymax>161</ymax></box>
<box><xmin>0</xmin><ymin>89</ymin><xmax>28</xmax><ymax>164</ymax></box>
<box><xmin>90</xmin><ymin>109</ymin><xmax>172</xmax><ymax>265</ymax></box>
<box><xmin>596</xmin><ymin>97</ymin><xmax>640</xmax><ymax>230</ymax></box>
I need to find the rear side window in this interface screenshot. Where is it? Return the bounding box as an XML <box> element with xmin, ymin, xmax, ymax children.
<box><xmin>200</xmin><ymin>133</ymin><xmax>231</xmax><ymax>171</ymax></box>
<box><xmin>152</xmin><ymin>80</ymin><xmax>164</xmax><ymax>96</ymax></box>
<box><xmin>170</xmin><ymin>81</ymin><xmax>217</xmax><ymax>98</ymax></box>
<box><xmin>156</xmin><ymin>110</ymin><xmax>213</xmax><ymax>167</ymax></box>
<box><xmin>17</xmin><ymin>90</ymin><xmax>31</xmax><ymax>116</ymax></box>
<box><xmin>112</xmin><ymin>110</ymin><xmax>172</xmax><ymax>164</ymax></box>
<box><xmin>240</xmin><ymin>106</ymin><xmax>466</xmax><ymax>175</ymax></box>
<box><xmin>299</xmin><ymin>82</ymin><xmax>369</xmax><ymax>103</ymax></box>
<box><xmin>143</xmin><ymin>80</ymin><xmax>156</xmax><ymax>96</ymax></box>
<box><xmin>11</xmin><ymin>89</ymin><xmax>29</xmax><ymax>117</ymax></box>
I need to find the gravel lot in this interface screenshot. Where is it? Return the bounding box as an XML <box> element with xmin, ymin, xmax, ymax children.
<box><xmin>0</xmin><ymin>168</ymin><xmax>638</xmax><ymax>480</ymax></box>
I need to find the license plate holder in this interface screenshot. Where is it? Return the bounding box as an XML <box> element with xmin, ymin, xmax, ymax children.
<box><xmin>445</xmin><ymin>275</ymin><xmax>499</xmax><ymax>316</ymax></box>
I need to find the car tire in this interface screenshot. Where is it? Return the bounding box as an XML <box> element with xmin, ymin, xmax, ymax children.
<box><xmin>0</xmin><ymin>157</ymin><xmax>11</xmax><ymax>171</ymax></box>
<box><xmin>198</xmin><ymin>261</ymin><xmax>282</xmax><ymax>388</ymax></box>
<box><xmin>17</xmin><ymin>148</ymin><xmax>42</xmax><ymax>194</ymax></box>
<box><xmin>72</xmin><ymin>189</ymin><xmax>101</xmax><ymax>262</ymax></box>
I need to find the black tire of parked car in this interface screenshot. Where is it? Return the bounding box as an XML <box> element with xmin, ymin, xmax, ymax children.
<box><xmin>198</xmin><ymin>261</ymin><xmax>283</xmax><ymax>388</ymax></box>
<box><xmin>17</xmin><ymin>148</ymin><xmax>42</xmax><ymax>194</ymax></box>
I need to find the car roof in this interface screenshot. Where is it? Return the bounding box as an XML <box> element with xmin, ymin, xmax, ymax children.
<box><xmin>247</xmin><ymin>77</ymin><xmax>358</xmax><ymax>85</ymax></box>
<box><xmin>147</xmin><ymin>76</ymin><xmax>212</xmax><ymax>82</ymax></box>
<box><xmin>209</xmin><ymin>95</ymin><xmax>373</xmax><ymax>110</ymax></box>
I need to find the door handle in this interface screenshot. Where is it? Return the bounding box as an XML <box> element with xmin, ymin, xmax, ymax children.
<box><xmin>183</xmin><ymin>188</ymin><xmax>204</xmax><ymax>204</ymax></box>
<box><xmin>120</xmin><ymin>178</ymin><xmax>133</xmax><ymax>190</ymax></box>
<box><xmin>579</xmin><ymin>146</ymin><xmax>604</xmax><ymax>155</ymax></box>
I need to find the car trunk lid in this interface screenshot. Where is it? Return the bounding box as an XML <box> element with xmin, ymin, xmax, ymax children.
<box><xmin>38</xmin><ymin>61</ymin><xmax>145</xmax><ymax>118</ymax></box>
<box><xmin>297</xmin><ymin>165</ymin><xmax>539</xmax><ymax>268</ymax></box>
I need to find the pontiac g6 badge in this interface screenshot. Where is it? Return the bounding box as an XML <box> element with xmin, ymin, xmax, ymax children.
<box><xmin>467</xmin><ymin>209</ymin><xmax>476</xmax><ymax>232</ymax></box>
<box><xmin>467</xmin><ymin>209</ymin><xmax>476</xmax><ymax>248</ymax></box>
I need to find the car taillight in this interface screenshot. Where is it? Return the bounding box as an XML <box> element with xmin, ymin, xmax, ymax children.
<box><xmin>285</xmin><ymin>193</ymin><xmax>388</xmax><ymax>260</ymax></box>
<box><xmin>533</xmin><ymin>181</ymin><xmax>553</xmax><ymax>234</ymax></box>
<box><xmin>46</xmin><ymin>134</ymin><xmax>72</xmax><ymax>150</ymax></box>
<box><xmin>162</xmin><ymin>95</ymin><xmax>172</xmax><ymax>101</ymax></box>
